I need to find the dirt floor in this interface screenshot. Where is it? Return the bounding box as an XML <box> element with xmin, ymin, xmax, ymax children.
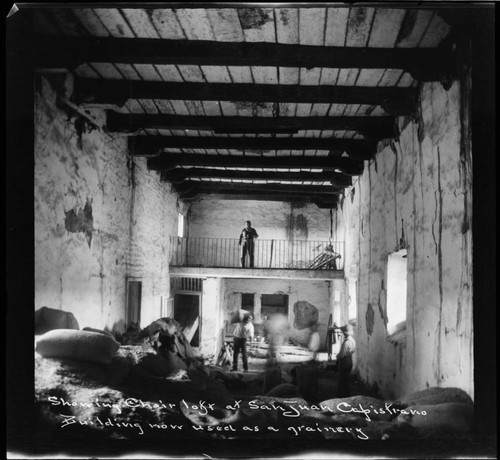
<box><xmin>223</xmin><ymin>354</ymin><xmax>375</xmax><ymax>403</ymax></box>
<box><xmin>29</xmin><ymin>337</ymin><xmax>481</xmax><ymax>459</ymax></box>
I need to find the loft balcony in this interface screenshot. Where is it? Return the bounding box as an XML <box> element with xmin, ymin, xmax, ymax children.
<box><xmin>169</xmin><ymin>237</ymin><xmax>344</xmax><ymax>280</ymax></box>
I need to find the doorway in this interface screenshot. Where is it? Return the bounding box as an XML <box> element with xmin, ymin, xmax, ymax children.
<box><xmin>173</xmin><ymin>293</ymin><xmax>200</xmax><ymax>347</ymax></box>
<box><xmin>127</xmin><ymin>280</ymin><xmax>142</xmax><ymax>325</ymax></box>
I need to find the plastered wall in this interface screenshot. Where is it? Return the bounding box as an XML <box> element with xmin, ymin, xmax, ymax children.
<box><xmin>35</xmin><ymin>75</ymin><xmax>180</xmax><ymax>332</ymax></box>
<box><xmin>188</xmin><ymin>199</ymin><xmax>336</xmax><ymax>241</ymax></box>
<box><xmin>339</xmin><ymin>81</ymin><xmax>473</xmax><ymax>400</ymax></box>
<box><xmin>126</xmin><ymin>158</ymin><xmax>180</xmax><ymax>327</ymax></box>
<box><xmin>223</xmin><ymin>278</ymin><xmax>332</xmax><ymax>347</ymax></box>
<box><xmin>199</xmin><ymin>277</ymin><xmax>226</xmax><ymax>358</ymax></box>
<box><xmin>187</xmin><ymin>199</ymin><xmax>340</xmax><ymax>268</ymax></box>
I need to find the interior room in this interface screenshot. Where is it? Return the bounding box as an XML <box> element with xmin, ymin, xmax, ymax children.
<box><xmin>6</xmin><ymin>3</ymin><xmax>496</xmax><ymax>459</ymax></box>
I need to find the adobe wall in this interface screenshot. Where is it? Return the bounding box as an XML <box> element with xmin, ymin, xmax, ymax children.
<box><xmin>339</xmin><ymin>81</ymin><xmax>473</xmax><ymax>399</ymax></box>
<box><xmin>34</xmin><ymin>75</ymin><xmax>181</xmax><ymax>332</ymax></box>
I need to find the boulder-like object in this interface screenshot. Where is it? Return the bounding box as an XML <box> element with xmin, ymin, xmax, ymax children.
<box><xmin>35</xmin><ymin>329</ymin><xmax>120</xmax><ymax>364</ymax></box>
<box><xmin>35</xmin><ymin>306</ymin><xmax>79</xmax><ymax>335</ymax></box>
<box><xmin>394</xmin><ymin>387</ymin><xmax>473</xmax><ymax>407</ymax></box>
<box><xmin>265</xmin><ymin>383</ymin><xmax>299</xmax><ymax>398</ymax></box>
<box><xmin>318</xmin><ymin>395</ymin><xmax>395</xmax><ymax>421</ymax></box>
<box><xmin>230</xmin><ymin>309</ymin><xmax>252</xmax><ymax>324</ymax></box>
<box><xmin>396</xmin><ymin>402</ymin><xmax>474</xmax><ymax>437</ymax></box>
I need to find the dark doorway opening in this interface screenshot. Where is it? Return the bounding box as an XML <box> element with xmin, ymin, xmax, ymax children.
<box><xmin>261</xmin><ymin>294</ymin><xmax>289</xmax><ymax>318</ymax></box>
<box><xmin>241</xmin><ymin>293</ymin><xmax>255</xmax><ymax>316</ymax></box>
<box><xmin>127</xmin><ymin>280</ymin><xmax>142</xmax><ymax>325</ymax></box>
<box><xmin>174</xmin><ymin>293</ymin><xmax>200</xmax><ymax>347</ymax></box>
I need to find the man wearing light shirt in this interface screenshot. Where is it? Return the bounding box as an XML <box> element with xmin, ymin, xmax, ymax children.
<box><xmin>337</xmin><ymin>323</ymin><xmax>356</xmax><ymax>397</ymax></box>
<box><xmin>231</xmin><ymin>315</ymin><xmax>254</xmax><ymax>372</ymax></box>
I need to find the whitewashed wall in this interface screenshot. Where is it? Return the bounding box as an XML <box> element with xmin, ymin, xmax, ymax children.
<box><xmin>188</xmin><ymin>200</ymin><xmax>334</xmax><ymax>242</ymax></box>
<box><xmin>126</xmin><ymin>157</ymin><xmax>179</xmax><ymax>326</ymax></box>
<box><xmin>187</xmin><ymin>200</ymin><xmax>341</xmax><ymax>268</ymax></box>
<box><xmin>199</xmin><ymin>277</ymin><xmax>226</xmax><ymax>358</ymax></box>
<box><xmin>34</xmin><ymin>76</ymin><xmax>180</xmax><ymax>332</ymax></box>
<box><xmin>339</xmin><ymin>81</ymin><xmax>473</xmax><ymax>400</ymax></box>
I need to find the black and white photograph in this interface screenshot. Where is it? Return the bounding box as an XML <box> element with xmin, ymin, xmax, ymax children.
<box><xmin>6</xmin><ymin>2</ymin><xmax>496</xmax><ymax>459</ymax></box>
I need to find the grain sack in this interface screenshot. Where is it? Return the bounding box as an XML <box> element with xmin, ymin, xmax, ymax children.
<box><xmin>265</xmin><ymin>383</ymin><xmax>299</xmax><ymax>398</ymax></box>
<box><xmin>394</xmin><ymin>387</ymin><xmax>473</xmax><ymax>407</ymax></box>
<box><xmin>318</xmin><ymin>395</ymin><xmax>394</xmax><ymax>421</ymax></box>
<box><xmin>82</xmin><ymin>327</ymin><xmax>115</xmax><ymax>338</ymax></box>
<box><xmin>35</xmin><ymin>329</ymin><xmax>120</xmax><ymax>364</ymax></box>
<box><xmin>396</xmin><ymin>402</ymin><xmax>474</xmax><ymax>435</ymax></box>
<box><xmin>35</xmin><ymin>306</ymin><xmax>79</xmax><ymax>335</ymax></box>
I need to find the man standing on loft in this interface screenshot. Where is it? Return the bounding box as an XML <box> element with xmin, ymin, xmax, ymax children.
<box><xmin>239</xmin><ymin>220</ymin><xmax>259</xmax><ymax>268</ymax></box>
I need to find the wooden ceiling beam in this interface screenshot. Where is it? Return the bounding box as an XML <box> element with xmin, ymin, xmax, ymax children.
<box><xmin>148</xmin><ymin>154</ymin><xmax>364</xmax><ymax>176</ymax></box>
<box><xmin>107</xmin><ymin>112</ymin><xmax>396</xmax><ymax>139</ymax></box>
<box><xmin>178</xmin><ymin>188</ymin><xmax>339</xmax><ymax>201</ymax></box>
<box><xmin>162</xmin><ymin>168</ymin><xmax>352</xmax><ymax>187</ymax></box>
<box><xmin>35</xmin><ymin>36</ymin><xmax>453</xmax><ymax>82</ymax></box>
<box><xmin>130</xmin><ymin>136</ymin><xmax>376</xmax><ymax>160</ymax></box>
<box><xmin>174</xmin><ymin>182</ymin><xmax>341</xmax><ymax>196</ymax></box>
<box><xmin>179</xmin><ymin>192</ymin><xmax>339</xmax><ymax>208</ymax></box>
<box><xmin>76</xmin><ymin>79</ymin><xmax>417</xmax><ymax>115</ymax></box>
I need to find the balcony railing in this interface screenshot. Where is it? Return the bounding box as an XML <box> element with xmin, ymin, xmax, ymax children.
<box><xmin>170</xmin><ymin>237</ymin><xmax>344</xmax><ymax>270</ymax></box>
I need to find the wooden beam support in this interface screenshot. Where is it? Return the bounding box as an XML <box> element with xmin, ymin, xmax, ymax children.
<box><xmin>162</xmin><ymin>168</ymin><xmax>352</xmax><ymax>187</ymax></box>
<box><xmin>174</xmin><ymin>182</ymin><xmax>341</xmax><ymax>196</ymax></box>
<box><xmin>130</xmin><ymin>136</ymin><xmax>376</xmax><ymax>160</ymax></box>
<box><xmin>180</xmin><ymin>192</ymin><xmax>338</xmax><ymax>208</ymax></box>
<box><xmin>76</xmin><ymin>78</ymin><xmax>418</xmax><ymax>115</ymax></box>
<box><xmin>149</xmin><ymin>154</ymin><xmax>364</xmax><ymax>176</ymax></box>
<box><xmin>179</xmin><ymin>188</ymin><xmax>339</xmax><ymax>201</ymax></box>
<box><xmin>35</xmin><ymin>36</ymin><xmax>453</xmax><ymax>82</ymax></box>
<box><xmin>107</xmin><ymin>112</ymin><xmax>396</xmax><ymax>139</ymax></box>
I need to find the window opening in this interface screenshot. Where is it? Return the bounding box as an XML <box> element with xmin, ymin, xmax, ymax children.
<box><xmin>241</xmin><ymin>293</ymin><xmax>255</xmax><ymax>315</ymax></box>
<box><xmin>178</xmin><ymin>213</ymin><xmax>185</xmax><ymax>238</ymax></box>
<box><xmin>261</xmin><ymin>294</ymin><xmax>289</xmax><ymax>318</ymax></box>
<box><xmin>386</xmin><ymin>249</ymin><xmax>408</xmax><ymax>336</ymax></box>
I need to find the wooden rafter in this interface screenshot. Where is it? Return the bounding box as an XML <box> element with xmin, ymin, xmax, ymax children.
<box><xmin>148</xmin><ymin>154</ymin><xmax>364</xmax><ymax>176</ymax></box>
<box><xmin>76</xmin><ymin>79</ymin><xmax>418</xmax><ymax>115</ymax></box>
<box><xmin>35</xmin><ymin>36</ymin><xmax>453</xmax><ymax>81</ymax></box>
<box><xmin>178</xmin><ymin>189</ymin><xmax>339</xmax><ymax>205</ymax></box>
<box><xmin>162</xmin><ymin>168</ymin><xmax>352</xmax><ymax>187</ymax></box>
<box><xmin>130</xmin><ymin>136</ymin><xmax>376</xmax><ymax>160</ymax></box>
<box><xmin>174</xmin><ymin>182</ymin><xmax>341</xmax><ymax>195</ymax></box>
<box><xmin>106</xmin><ymin>112</ymin><xmax>396</xmax><ymax>138</ymax></box>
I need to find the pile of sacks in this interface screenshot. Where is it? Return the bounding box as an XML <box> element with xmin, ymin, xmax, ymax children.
<box><xmin>35</xmin><ymin>306</ymin><xmax>119</xmax><ymax>365</ymax></box>
<box><xmin>34</xmin><ymin>307</ymin><xmax>198</xmax><ymax>372</ymax></box>
<box><xmin>119</xmin><ymin>317</ymin><xmax>201</xmax><ymax>371</ymax></box>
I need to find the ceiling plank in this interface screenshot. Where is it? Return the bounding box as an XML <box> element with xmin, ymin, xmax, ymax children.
<box><xmin>149</xmin><ymin>9</ymin><xmax>186</xmax><ymax>39</ymax></box>
<box><xmin>107</xmin><ymin>112</ymin><xmax>396</xmax><ymax>137</ymax></box>
<box><xmin>129</xmin><ymin>136</ymin><xmax>377</xmax><ymax>159</ymax></box>
<box><xmin>75</xmin><ymin>78</ymin><xmax>418</xmax><ymax>114</ymax></box>
<box><xmin>162</xmin><ymin>168</ymin><xmax>353</xmax><ymax>187</ymax></box>
<box><xmin>121</xmin><ymin>8</ymin><xmax>160</xmax><ymax>39</ymax></box>
<box><xmin>35</xmin><ymin>36</ymin><xmax>453</xmax><ymax>81</ymax></box>
<box><xmin>147</xmin><ymin>154</ymin><xmax>364</xmax><ymax>176</ymax></box>
<box><xmin>368</xmin><ymin>9</ymin><xmax>406</xmax><ymax>47</ymax></box>
<box><xmin>92</xmin><ymin>9</ymin><xmax>135</xmax><ymax>38</ymax></box>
